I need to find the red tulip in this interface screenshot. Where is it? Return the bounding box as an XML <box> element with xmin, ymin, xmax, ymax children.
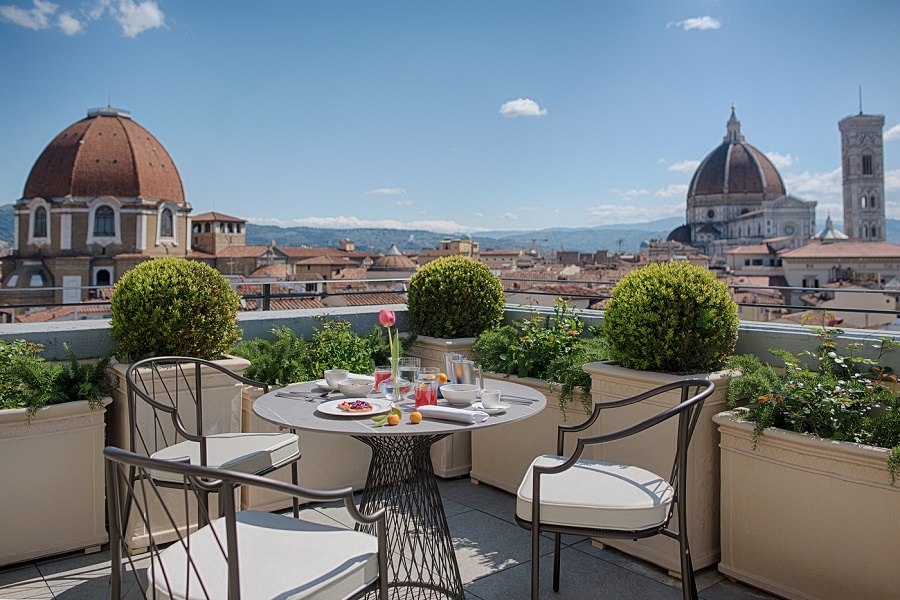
<box><xmin>379</xmin><ymin>309</ymin><xmax>396</xmax><ymax>328</ymax></box>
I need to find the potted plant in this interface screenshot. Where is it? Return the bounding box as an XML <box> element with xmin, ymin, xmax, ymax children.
<box><xmin>0</xmin><ymin>340</ymin><xmax>113</xmax><ymax>566</ymax></box>
<box><xmin>106</xmin><ymin>257</ymin><xmax>247</xmax><ymax>550</ymax></box>
<box><xmin>233</xmin><ymin>323</ymin><xmax>375</xmax><ymax>511</ymax></box>
<box><xmin>404</xmin><ymin>255</ymin><xmax>506</xmax><ymax>476</ymax></box>
<box><xmin>714</xmin><ymin>317</ymin><xmax>900</xmax><ymax>600</ymax></box>
<box><xmin>581</xmin><ymin>260</ymin><xmax>739</xmax><ymax>574</ymax></box>
<box><xmin>469</xmin><ymin>298</ymin><xmax>608</xmax><ymax>492</ymax></box>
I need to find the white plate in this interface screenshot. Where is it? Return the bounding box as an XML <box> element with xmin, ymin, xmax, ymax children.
<box><xmin>472</xmin><ymin>402</ymin><xmax>509</xmax><ymax>415</ymax></box>
<box><xmin>315</xmin><ymin>374</ymin><xmax>374</xmax><ymax>392</ymax></box>
<box><xmin>317</xmin><ymin>398</ymin><xmax>392</xmax><ymax>417</ymax></box>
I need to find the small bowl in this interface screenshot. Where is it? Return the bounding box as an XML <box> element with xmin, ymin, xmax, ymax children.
<box><xmin>440</xmin><ymin>384</ymin><xmax>479</xmax><ymax>405</ymax></box>
<box><xmin>337</xmin><ymin>378</ymin><xmax>375</xmax><ymax>398</ymax></box>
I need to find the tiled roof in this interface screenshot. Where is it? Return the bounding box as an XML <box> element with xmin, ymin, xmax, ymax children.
<box><xmin>24</xmin><ymin>111</ymin><xmax>184</xmax><ymax>201</ymax></box>
<box><xmin>781</xmin><ymin>241</ymin><xmax>900</xmax><ymax>259</ymax></box>
<box><xmin>727</xmin><ymin>244</ymin><xmax>772</xmax><ymax>255</ymax></box>
<box><xmin>337</xmin><ymin>293</ymin><xmax>409</xmax><ymax>306</ymax></box>
<box><xmin>191</xmin><ymin>212</ymin><xmax>245</xmax><ymax>222</ymax></box>
<box><xmin>250</xmin><ymin>264</ymin><xmax>291</xmax><ymax>278</ymax></box>
<box><xmin>16</xmin><ymin>303</ymin><xmax>110</xmax><ymax>323</ymax></box>
<box><xmin>216</xmin><ymin>245</ymin><xmax>274</xmax><ymax>258</ymax></box>
<box><xmin>242</xmin><ymin>298</ymin><xmax>325</xmax><ymax>311</ymax></box>
<box><xmin>187</xmin><ymin>250</ymin><xmax>216</xmax><ymax>259</ymax></box>
<box><xmin>332</xmin><ymin>268</ymin><xmax>368</xmax><ymax>280</ymax></box>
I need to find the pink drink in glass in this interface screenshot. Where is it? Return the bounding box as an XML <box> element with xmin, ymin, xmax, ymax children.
<box><xmin>415</xmin><ymin>381</ymin><xmax>438</xmax><ymax>408</ymax></box>
<box><xmin>374</xmin><ymin>366</ymin><xmax>392</xmax><ymax>390</ymax></box>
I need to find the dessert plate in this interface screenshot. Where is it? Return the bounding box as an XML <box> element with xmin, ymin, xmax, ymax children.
<box><xmin>316</xmin><ymin>398</ymin><xmax>392</xmax><ymax>417</ymax></box>
<box><xmin>471</xmin><ymin>402</ymin><xmax>509</xmax><ymax>415</ymax></box>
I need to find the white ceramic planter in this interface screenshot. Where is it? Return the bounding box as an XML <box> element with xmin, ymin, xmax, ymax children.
<box><xmin>470</xmin><ymin>373</ymin><xmax>592</xmax><ymax>493</ymax></box>
<box><xmin>408</xmin><ymin>335</ymin><xmax>477</xmax><ymax>478</ymax></box>
<box><xmin>715</xmin><ymin>410</ymin><xmax>899</xmax><ymax>600</ymax></box>
<box><xmin>0</xmin><ymin>398</ymin><xmax>111</xmax><ymax>567</ymax></box>
<box><xmin>583</xmin><ymin>362</ymin><xmax>730</xmax><ymax>575</ymax></box>
<box><xmin>107</xmin><ymin>357</ymin><xmax>248</xmax><ymax>551</ymax></box>
<box><xmin>241</xmin><ymin>386</ymin><xmax>369</xmax><ymax>512</ymax></box>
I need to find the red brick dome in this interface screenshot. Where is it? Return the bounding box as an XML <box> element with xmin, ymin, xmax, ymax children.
<box><xmin>23</xmin><ymin>107</ymin><xmax>184</xmax><ymax>201</ymax></box>
<box><xmin>688</xmin><ymin>109</ymin><xmax>784</xmax><ymax>199</ymax></box>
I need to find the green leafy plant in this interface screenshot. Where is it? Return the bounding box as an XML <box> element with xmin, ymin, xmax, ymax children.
<box><xmin>407</xmin><ymin>255</ymin><xmax>505</xmax><ymax>338</ymax></box>
<box><xmin>474</xmin><ymin>299</ymin><xmax>608</xmax><ymax>415</ymax></box>
<box><xmin>110</xmin><ymin>257</ymin><xmax>241</xmax><ymax>362</ymax></box>
<box><xmin>306</xmin><ymin>317</ymin><xmax>377</xmax><ymax>379</ymax></box>
<box><xmin>602</xmin><ymin>261</ymin><xmax>739</xmax><ymax>373</ymax></box>
<box><xmin>726</xmin><ymin>315</ymin><xmax>900</xmax><ymax>482</ymax></box>
<box><xmin>0</xmin><ymin>339</ymin><xmax>113</xmax><ymax>422</ymax></box>
<box><xmin>231</xmin><ymin>325</ymin><xmax>311</xmax><ymax>386</ymax></box>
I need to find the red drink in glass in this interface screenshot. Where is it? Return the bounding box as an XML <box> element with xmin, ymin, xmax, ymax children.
<box><xmin>415</xmin><ymin>381</ymin><xmax>438</xmax><ymax>408</ymax></box>
<box><xmin>374</xmin><ymin>366</ymin><xmax>392</xmax><ymax>391</ymax></box>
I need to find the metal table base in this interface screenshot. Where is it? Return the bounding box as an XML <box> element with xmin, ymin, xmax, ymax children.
<box><xmin>354</xmin><ymin>433</ymin><xmax>464</xmax><ymax>600</ymax></box>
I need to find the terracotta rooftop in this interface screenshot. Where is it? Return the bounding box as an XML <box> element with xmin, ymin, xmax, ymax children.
<box><xmin>335</xmin><ymin>292</ymin><xmax>409</xmax><ymax>307</ymax></box>
<box><xmin>780</xmin><ymin>241</ymin><xmax>900</xmax><ymax>259</ymax></box>
<box><xmin>216</xmin><ymin>245</ymin><xmax>275</xmax><ymax>258</ymax></box>
<box><xmin>24</xmin><ymin>108</ymin><xmax>184</xmax><ymax>201</ymax></box>
<box><xmin>191</xmin><ymin>212</ymin><xmax>245</xmax><ymax>223</ymax></box>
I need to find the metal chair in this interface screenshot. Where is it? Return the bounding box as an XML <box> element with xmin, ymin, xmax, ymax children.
<box><xmin>125</xmin><ymin>356</ymin><xmax>302</xmax><ymax>519</ymax></box>
<box><xmin>105</xmin><ymin>446</ymin><xmax>388</xmax><ymax>599</ymax></box>
<box><xmin>515</xmin><ymin>379</ymin><xmax>715</xmax><ymax>600</ymax></box>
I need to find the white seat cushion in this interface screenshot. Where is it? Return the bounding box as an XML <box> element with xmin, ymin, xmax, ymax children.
<box><xmin>150</xmin><ymin>432</ymin><xmax>299</xmax><ymax>483</ymax></box>
<box><xmin>150</xmin><ymin>510</ymin><xmax>380</xmax><ymax>600</ymax></box>
<box><xmin>516</xmin><ymin>455</ymin><xmax>674</xmax><ymax>531</ymax></box>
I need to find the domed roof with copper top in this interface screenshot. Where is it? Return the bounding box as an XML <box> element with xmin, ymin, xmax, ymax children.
<box><xmin>688</xmin><ymin>108</ymin><xmax>785</xmax><ymax>199</ymax></box>
<box><xmin>23</xmin><ymin>107</ymin><xmax>184</xmax><ymax>201</ymax></box>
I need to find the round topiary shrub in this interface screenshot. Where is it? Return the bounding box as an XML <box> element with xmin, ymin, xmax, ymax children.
<box><xmin>602</xmin><ymin>261</ymin><xmax>739</xmax><ymax>374</ymax></box>
<box><xmin>407</xmin><ymin>255</ymin><xmax>505</xmax><ymax>338</ymax></box>
<box><xmin>110</xmin><ymin>257</ymin><xmax>241</xmax><ymax>361</ymax></box>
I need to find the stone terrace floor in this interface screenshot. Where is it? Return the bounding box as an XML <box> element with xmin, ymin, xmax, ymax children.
<box><xmin>0</xmin><ymin>476</ymin><xmax>778</xmax><ymax>599</ymax></box>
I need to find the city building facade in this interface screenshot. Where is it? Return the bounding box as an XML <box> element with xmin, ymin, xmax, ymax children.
<box><xmin>839</xmin><ymin>112</ymin><xmax>887</xmax><ymax>241</ymax></box>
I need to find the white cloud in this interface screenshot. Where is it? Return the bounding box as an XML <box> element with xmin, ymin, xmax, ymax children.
<box><xmin>112</xmin><ymin>0</ymin><xmax>164</xmax><ymax>37</ymax></box>
<box><xmin>609</xmin><ymin>188</ymin><xmax>649</xmax><ymax>201</ymax></box>
<box><xmin>473</xmin><ymin>212</ymin><xmax>484</xmax><ymax>218</ymax></box>
<box><xmin>657</xmin><ymin>158</ymin><xmax>666</xmax><ymax>164</ymax></box>
<box><xmin>57</xmin><ymin>11</ymin><xmax>82</xmax><ymax>34</ymax></box>
<box><xmin>0</xmin><ymin>0</ymin><xmax>163</xmax><ymax>36</ymax></box>
<box><xmin>782</xmin><ymin>167</ymin><xmax>842</xmax><ymax>200</ymax></box>
<box><xmin>0</xmin><ymin>0</ymin><xmax>58</xmax><ymax>30</ymax></box>
<box><xmin>247</xmin><ymin>216</ymin><xmax>490</xmax><ymax>235</ymax></box>
<box><xmin>518</xmin><ymin>206</ymin><xmax>544</xmax><ymax>213</ymax></box>
<box><xmin>366</xmin><ymin>187</ymin><xmax>407</xmax><ymax>196</ymax></box>
<box><xmin>502</xmin><ymin>212</ymin><xmax>518</xmax><ymax>220</ymax></box>
<box><xmin>885</xmin><ymin>124</ymin><xmax>900</xmax><ymax>142</ymax></box>
<box><xmin>499</xmin><ymin>98</ymin><xmax>547</xmax><ymax>118</ymax></box>
<box><xmin>667</xmin><ymin>159</ymin><xmax>700</xmax><ymax>173</ymax></box>
<box><xmin>667</xmin><ymin>16</ymin><xmax>721</xmax><ymax>31</ymax></box>
<box><xmin>586</xmin><ymin>203</ymin><xmax>683</xmax><ymax>225</ymax></box>
<box><xmin>886</xmin><ymin>168</ymin><xmax>900</xmax><ymax>191</ymax></box>
<box><xmin>765</xmin><ymin>151</ymin><xmax>794</xmax><ymax>169</ymax></box>
<box><xmin>655</xmin><ymin>183</ymin><xmax>688</xmax><ymax>198</ymax></box>
<box><xmin>394</xmin><ymin>199</ymin><xmax>414</xmax><ymax>206</ymax></box>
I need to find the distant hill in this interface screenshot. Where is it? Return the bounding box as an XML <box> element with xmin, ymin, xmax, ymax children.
<box><xmin>2</xmin><ymin>204</ymin><xmax>900</xmax><ymax>255</ymax></box>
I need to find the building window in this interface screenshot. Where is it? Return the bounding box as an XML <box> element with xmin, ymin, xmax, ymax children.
<box><xmin>95</xmin><ymin>269</ymin><xmax>111</xmax><ymax>287</ymax></box>
<box><xmin>160</xmin><ymin>208</ymin><xmax>174</xmax><ymax>237</ymax></box>
<box><xmin>204</xmin><ymin>223</ymin><xmax>211</xmax><ymax>233</ymax></box>
<box><xmin>192</xmin><ymin>224</ymin><xmax>201</xmax><ymax>233</ymax></box>
<box><xmin>33</xmin><ymin>207</ymin><xmax>47</xmax><ymax>238</ymax></box>
<box><xmin>94</xmin><ymin>206</ymin><xmax>115</xmax><ymax>236</ymax></box>
<box><xmin>861</xmin><ymin>196</ymin><xmax>867</xmax><ymax>208</ymax></box>
<box><xmin>236</xmin><ymin>224</ymin><xmax>242</xmax><ymax>233</ymax></box>
<box><xmin>707</xmin><ymin>210</ymin><xmax>715</xmax><ymax>219</ymax></box>
<box><xmin>872</xmin><ymin>226</ymin><xmax>878</xmax><ymax>238</ymax></box>
<box><xmin>862</xmin><ymin>154</ymin><xmax>873</xmax><ymax>175</ymax></box>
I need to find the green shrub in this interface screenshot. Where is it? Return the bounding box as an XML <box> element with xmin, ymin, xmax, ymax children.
<box><xmin>306</xmin><ymin>318</ymin><xmax>377</xmax><ymax>379</ymax></box>
<box><xmin>726</xmin><ymin>319</ymin><xmax>900</xmax><ymax>482</ymax></box>
<box><xmin>110</xmin><ymin>257</ymin><xmax>241</xmax><ymax>361</ymax></box>
<box><xmin>602</xmin><ymin>261</ymin><xmax>738</xmax><ymax>373</ymax></box>
<box><xmin>231</xmin><ymin>325</ymin><xmax>311</xmax><ymax>386</ymax></box>
<box><xmin>407</xmin><ymin>255</ymin><xmax>505</xmax><ymax>338</ymax></box>
<box><xmin>0</xmin><ymin>340</ymin><xmax>113</xmax><ymax>422</ymax></box>
<box><xmin>474</xmin><ymin>299</ymin><xmax>609</xmax><ymax>415</ymax></box>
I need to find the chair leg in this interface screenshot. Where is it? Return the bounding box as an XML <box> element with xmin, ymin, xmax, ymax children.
<box><xmin>552</xmin><ymin>532</ymin><xmax>561</xmax><ymax>592</ymax></box>
<box><xmin>531</xmin><ymin>521</ymin><xmax>541</xmax><ymax>600</ymax></box>
<box><xmin>677</xmin><ymin>505</ymin><xmax>698</xmax><ymax>600</ymax></box>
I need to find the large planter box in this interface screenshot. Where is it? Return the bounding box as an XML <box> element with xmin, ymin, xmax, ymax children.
<box><xmin>241</xmin><ymin>386</ymin><xmax>369</xmax><ymax>512</ymax></box>
<box><xmin>0</xmin><ymin>398</ymin><xmax>111</xmax><ymax>567</ymax></box>
<box><xmin>715</xmin><ymin>410</ymin><xmax>899</xmax><ymax>600</ymax></box>
<box><xmin>106</xmin><ymin>357</ymin><xmax>248</xmax><ymax>551</ymax></box>
<box><xmin>471</xmin><ymin>373</ymin><xmax>592</xmax><ymax>493</ymax></box>
<box><xmin>583</xmin><ymin>362</ymin><xmax>730</xmax><ymax>575</ymax></box>
<box><xmin>408</xmin><ymin>335</ymin><xmax>477</xmax><ymax>478</ymax></box>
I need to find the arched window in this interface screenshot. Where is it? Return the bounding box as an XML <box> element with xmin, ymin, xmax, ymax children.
<box><xmin>94</xmin><ymin>206</ymin><xmax>115</xmax><ymax>236</ymax></box>
<box><xmin>862</xmin><ymin>154</ymin><xmax>873</xmax><ymax>175</ymax></box>
<box><xmin>95</xmin><ymin>269</ymin><xmax>111</xmax><ymax>287</ymax></box>
<box><xmin>861</xmin><ymin>196</ymin><xmax>867</xmax><ymax>208</ymax></box>
<box><xmin>33</xmin><ymin>206</ymin><xmax>47</xmax><ymax>238</ymax></box>
<box><xmin>160</xmin><ymin>208</ymin><xmax>173</xmax><ymax>237</ymax></box>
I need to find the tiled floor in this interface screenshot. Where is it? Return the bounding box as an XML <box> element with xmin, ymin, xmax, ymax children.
<box><xmin>0</xmin><ymin>476</ymin><xmax>778</xmax><ymax>599</ymax></box>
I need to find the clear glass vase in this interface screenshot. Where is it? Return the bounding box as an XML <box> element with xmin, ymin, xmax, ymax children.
<box><xmin>378</xmin><ymin>376</ymin><xmax>411</xmax><ymax>402</ymax></box>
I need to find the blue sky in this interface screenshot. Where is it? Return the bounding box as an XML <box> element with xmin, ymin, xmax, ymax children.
<box><xmin>1</xmin><ymin>1</ymin><xmax>899</xmax><ymax>234</ymax></box>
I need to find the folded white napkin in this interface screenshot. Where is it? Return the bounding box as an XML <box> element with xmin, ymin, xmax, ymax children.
<box><xmin>417</xmin><ymin>405</ymin><xmax>489</xmax><ymax>424</ymax></box>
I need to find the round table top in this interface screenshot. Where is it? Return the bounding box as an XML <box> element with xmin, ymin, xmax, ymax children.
<box><xmin>252</xmin><ymin>379</ymin><xmax>547</xmax><ymax>437</ymax></box>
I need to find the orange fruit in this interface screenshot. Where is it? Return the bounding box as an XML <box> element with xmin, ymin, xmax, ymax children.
<box><xmin>410</xmin><ymin>411</ymin><xmax>423</xmax><ymax>424</ymax></box>
<box><xmin>387</xmin><ymin>414</ymin><xmax>400</xmax><ymax>426</ymax></box>
<box><xmin>437</xmin><ymin>372</ymin><xmax>449</xmax><ymax>384</ymax></box>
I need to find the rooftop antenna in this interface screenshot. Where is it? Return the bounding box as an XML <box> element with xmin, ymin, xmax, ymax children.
<box><xmin>859</xmin><ymin>85</ymin><xmax>863</xmax><ymax>115</ymax></box>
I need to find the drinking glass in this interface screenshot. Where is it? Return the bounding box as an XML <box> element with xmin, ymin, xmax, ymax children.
<box><xmin>397</xmin><ymin>357</ymin><xmax>421</xmax><ymax>397</ymax></box>
<box><xmin>374</xmin><ymin>365</ymin><xmax>392</xmax><ymax>390</ymax></box>
<box><xmin>414</xmin><ymin>373</ymin><xmax>439</xmax><ymax>408</ymax></box>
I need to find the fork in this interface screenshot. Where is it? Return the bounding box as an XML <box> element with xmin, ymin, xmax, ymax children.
<box><xmin>305</xmin><ymin>391</ymin><xmax>332</xmax><ymax>402</ymax></box>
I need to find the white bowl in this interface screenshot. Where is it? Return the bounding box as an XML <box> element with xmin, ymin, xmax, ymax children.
<box><xmin>337</xmin><ymin>378</ymin><xmax>375</xmax><ymax>398</ymax></box>
<box><xmin>440</xmin><ymin>384</ymin><xmax>479</xmax><ymax>405</ymax></box>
